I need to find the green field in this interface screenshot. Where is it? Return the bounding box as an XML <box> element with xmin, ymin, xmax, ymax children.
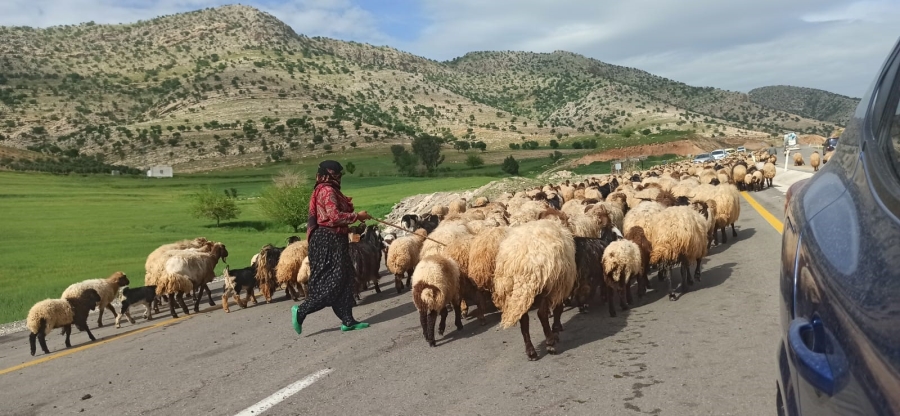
<box><xmin>0</xmin><ymin>165</ymin><xmax>499</xmax><ymax>324</ymax></box>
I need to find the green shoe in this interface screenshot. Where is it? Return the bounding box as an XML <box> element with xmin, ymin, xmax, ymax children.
<box><xmin>340</xmin><ymin>322</ymin><xmax>370</xmax><ymax>332</ymax></box>
<box><xmin>291</xmin><ymin>305</ymin><xmax>302</xmax><ymax>335</ymax></box>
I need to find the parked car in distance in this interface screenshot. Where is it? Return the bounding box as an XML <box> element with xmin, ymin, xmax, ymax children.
<box><xmin>692</xmin><ymin>153</ymin><xmax>713</xmax><ymax>163</ymax></box>
<box><xmin>824</xmin><ymin>137</ymin><xmax>838</xmax><ymax>152</ymax></box>
<box><xmin>777</xmin><ymin>36</ymin><xmax>900</xmax><ymax>416</ymax></box>
<box><xmin>737</xmin><ymin>146</ymin><xmax>747</xmax><ymax>153</ymax></box>
<box><xmin>710</xmin><ymin>149</ymin><xmax>726</xmax><ymax>160</ymax></box>
<box><xmin>724</xmin><ymin>148</ymin><xmax>736</xmax><ymax>155</ymax></box>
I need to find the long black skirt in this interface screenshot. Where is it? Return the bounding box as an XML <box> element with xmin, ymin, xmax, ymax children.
<box><xmin>294</xmin><ymin>228</ymin><xmax>359</xmax><ymax>326</ymax></box>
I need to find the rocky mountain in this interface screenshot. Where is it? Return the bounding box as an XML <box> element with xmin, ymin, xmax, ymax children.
<box><xmin>748</xmin><ymin>85</ymin><xmax>860</xmax><ymax>126</ymax></box>
<box><xmin>0</xmin><ymin>5</ymin><xmax>843</xmax><ymax>172</ymax></box>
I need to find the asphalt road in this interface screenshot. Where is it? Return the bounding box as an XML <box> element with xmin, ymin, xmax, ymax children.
<box><xmin>0</xmin><ymin>186</ymin><xmax>796</xmax><ymax>416</ymax></box>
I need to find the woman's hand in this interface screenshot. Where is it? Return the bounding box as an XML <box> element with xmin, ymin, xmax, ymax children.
<box><xmin>356</xmin><ymin>211</ymin><xmax>372</xmax><ymax>222</ymax></box>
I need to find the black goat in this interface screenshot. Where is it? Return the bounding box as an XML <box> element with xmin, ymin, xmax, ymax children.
<box><xmin>222</xmin><ymin>264</ymin><xmax>258</xmax><ymax>312</ymax></box>
<box><xmin>115</xmin><ymin>286</ymin><xmax>158</xmax><ymax>328</ymax></box>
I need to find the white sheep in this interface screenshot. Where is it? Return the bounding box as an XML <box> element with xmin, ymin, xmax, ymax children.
<box><xmin>493</xmin><ymin>219</ymin><xmax>577</xmax><ymax>360</ymax></box>
<box><xmin>386</xmin><ymin>228</ymin><xmax>428</xmax><ymax>292</ymax></box>
<box><xmin>602</xmin><ymin>240</ymin><xmax>643</xmax><ymax>316</ymax></box>
<box><xmin>60</xmin><ymin>271</ymin><xmax>130</xmax><ymax>328</ymax></box>
<box><xmin>411</xmin><ymin>254</ymin><xmax>464</xmax><ymax>347</ymax></box>
<box><xmin>28</xmin><ymin>289</ymin><xmax>101</xmax><ymax>355</ymax></box>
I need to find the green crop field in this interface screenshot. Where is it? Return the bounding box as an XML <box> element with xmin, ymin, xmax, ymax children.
<box><xmin>0</xmin><ymin>163</ymin><xmax>501</xmax><ymax>324</ymax></box>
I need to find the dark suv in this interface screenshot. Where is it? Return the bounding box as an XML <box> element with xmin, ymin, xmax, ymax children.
<box><xmin>825</xmin><ymin>137</ymin><xmax>839</xmax><ymax>152</ymax></box>
<box><xmin>778</xmin><ymin>37</ymin><xmax>900</xmax><ymax>415</ymax></box>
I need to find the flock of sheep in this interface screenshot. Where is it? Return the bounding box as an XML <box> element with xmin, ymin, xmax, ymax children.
<box><xmin>25</xmin><ymin>150</ymin><xmax>778</xmax><ymax>360</ymax></box>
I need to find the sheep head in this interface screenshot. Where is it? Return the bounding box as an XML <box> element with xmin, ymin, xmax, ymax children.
<box><xmin>109</xmin><ymin>271</ymin><xmax>130</xmax><ymax>288</ymax></box>
<box><xmin>212</xmin><ymin>243</ymin><xmax>229</xmax><ymax>263</ymax></box>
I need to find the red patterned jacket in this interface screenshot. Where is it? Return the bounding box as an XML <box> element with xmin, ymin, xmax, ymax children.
<box><xmin>309</xmin><ymin>184</ymin><xmax>357</xmax><ymax>235</ymax></box>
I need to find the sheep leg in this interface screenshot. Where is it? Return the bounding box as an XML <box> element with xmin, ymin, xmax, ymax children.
<box><xmin>623</xmin><ymin>281</ymin><xmax>633</xmax><ymax>309</ymax></box>
<box><xmin>63</xmin><ymin>324</ymin><xmax>72</xmax><ymax>348</ymax></box>
<box><xmin>519</xmin><ymin>312</ymin><xmax>538</xmax><ymax>361</ymax></box>
<box><xmin>681</xmin><ymin>262</ymin><xmax>693</xmax><ymax>297</ymax></box>
<box><xmin>405</xmin><ymin>273</ymin><xmax>412</xmax><ymax>292</ymax></box>
<box><xmin>719</xmin><ymin>226</ymin><xmax>728</xmax><ymax>244</ymax></box>
<box><xmin>537</xmin><ymin>299</ymin><xmax>559</xmax><ymax>355</ymax></box>
<box><xmin>204</xmin><ymin>283</ymin><xmax>215</xmax><ymax>306</ymax></box>
<box><xmin>426</xmin><ymin>310</ymin><xmax>437</xmax><ymax>347</ymax></box>
<box><xmin>637</xmin><ymin>272</ymin><xmax>648</xmax><ymax>299</ymax></box>
<box><xmin>168</xmin><ymin>294</ymin><xmax>179</xmax><ymax>318</ymax></box>
<box><xmin>694</xmin><ymin>258</ymin><xmax>703</xmax><ymax>282</ymax></box>
<box><xmin>222</xmin><ymin>293</ymin><xmax>231</xmax><ymax>313</ymax></box>
<box><xmin>193</xmin><ymin>287</ymin><xmax>202</xmax><ymax>313</ymax></box>
<box><xmin>437</xmin><ymin>307</ymin><xmax>449</xmax><ymax>336</ymax></box>
<box><xmin>419</xmin><ymin>309</ymin><xmax>429</xmax><ymax>340</ymax></box>
<box><xmin>551</xmin><ymin>303</ymin><xmax>564</xmax><ymax>333</ymax></box>
<box><xmin>452</xmin><ymin>298</ymin><xmax>464</xmax><ymax>332</ymax></box>
<box><xmin>604</xmin><ymin>283</ymin><xmax>617</xmax><ymax>317</ymax></box>
<box><xmin>731</xmin><ymin>223</ymin><xmax>737</xmax><ymax>238</ymax></box>
<box><xmin>372</xmin><ymin>275</ymin><xmax>382</xmax><ymax>294</ymax></box>
<box><xmin>475</xmin><ymin>290</ymin><xmax>487</xmax><ymax>326</ymax></box>
<box><xmin>248</xmin><ymin>286</ymin><xmax>258</xmax><ymax>305</ymax></box>
<box><xmin>37</xmin><ymin>330</ymin><xmax>50</xmax><ymax>355</ymax></box>
<box><xmin>667</xmin><ymin>266</ymin><xmax>678</xmax><ymax>301</ymax></box>
<box><xmin>394</xmin><ymin>273</ymin><xmax>404</xmax><ymax>293</ymax></box>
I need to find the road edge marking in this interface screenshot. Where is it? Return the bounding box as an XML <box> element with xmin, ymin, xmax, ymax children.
<box><xmin>740</xmin><ymin>191</ymin><xmax>783</xmax><ymax>235</ymax></box>
<box><xmin>0</xmin><ymin>304</ymin><xmax>224</xmax><ymax>377</ymax></box>
<box><xmin>234</xmin><ymin>368</ymin><xmax>333</xmax><ymax>416</ymax></box>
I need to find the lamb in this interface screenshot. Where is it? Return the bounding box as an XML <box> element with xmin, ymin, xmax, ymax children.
<box><xmin>386</xmin><ymin>228</ymin><xmax>429</xmax><ymax>292</ymax></box>
<box><xmin>60</xmin><ymin>271</ymin><xmax>130</xmax><ymax>328</ymax></box>
<box><xmin>793</xmin><ymin>152</ymin><xmax>805</xmax><ymax>166</ymax></box>
<box><xmin>411</xmin><ymin>254</ymin><xmax>464</xmax><ymax>347</ymax></box>
<box><xmin>273</xmin><ymin>240</ymin><xmax>310</xmax><ymax>302</ymax></box>
<box><xmin>350</xmin><ymin>239</ymin><xmax>383</xmax><ymax>299</ymax></box>
<box><xmin>221</xmin><ymin>265</ymin><xmax>258</xmax><ymax>313</ymax></box>
<box><xmin>810</xmin><ymin>151</ymin><xmax>821</xmax><ymax>172</ymax></box>
<box><xmin>28</xmin><ymin>289</ymin><xmax>101</xmax><ymax>356</ymax></box>
<box><xmin>493</xmin><ymin>219</ymin><xmax>577</xmax><ymax>360</ymax></box>
<box><xmin>823</xmin><ymin>151</ymin><xmax>833</xmax><ymax>164</ymax></box>
<box><xmin>751</xmin><ymin>170</ymin><xmax>765</xmax><ymax>192</ymax></box>
<box><xmin>115</xmin><ymin>286</ymin><xmax>158</xmax><ymax>328</ymax></box>
<box><xmin>602</xmin><ymin>240</ymin><xmax>643</xmax><ymax>316</ymax></box>
<box><xmin>571</xmin><ymin>237</ymin><xmax>609</xmax><ymax>314</ymax></box>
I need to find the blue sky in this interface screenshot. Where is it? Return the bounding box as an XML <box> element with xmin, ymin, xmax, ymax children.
<box><xmin>0</xmin><ymin>0</ymin><xmax>897</xmax><ymax>97</ymax></box>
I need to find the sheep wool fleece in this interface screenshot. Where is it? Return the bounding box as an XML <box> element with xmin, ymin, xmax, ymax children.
<box><xmin>293</xmin><ymin>228</ymin><xmax>363</xmax><ymax>330</ymax></box>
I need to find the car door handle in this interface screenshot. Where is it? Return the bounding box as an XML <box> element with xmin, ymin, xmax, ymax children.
<box><xmin>788</xmin><ymin>317</ymin><xmax>846</xmax><ymax>396</ymax></box>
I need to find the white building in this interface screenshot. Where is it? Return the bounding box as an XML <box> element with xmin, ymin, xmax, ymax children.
<box><xmin>147</xmin><ymin>166</ymin><xmax>173</xmax><ymax>178</ymax></box>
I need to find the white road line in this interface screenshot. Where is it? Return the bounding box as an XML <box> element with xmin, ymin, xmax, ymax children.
<box><xmin>234</xmin><ymin>368</ymin><xmax>333</xmax><ymax>416</ymax></box>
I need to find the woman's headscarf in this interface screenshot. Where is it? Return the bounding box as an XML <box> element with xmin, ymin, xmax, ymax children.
<box><xmin>315</xmin><ymin>160</ymin><xmax>344</xmax><ymax>190</ymax></box>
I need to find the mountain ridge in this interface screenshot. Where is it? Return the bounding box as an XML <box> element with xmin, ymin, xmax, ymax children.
<box><xmin>0</xmin><ymin>5</ymin><xmax>845</xmax><ymax>172</ymax></box>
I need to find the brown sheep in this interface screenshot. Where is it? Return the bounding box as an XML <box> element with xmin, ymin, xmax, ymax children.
<box><xmin>793</xmin><ymin>152</ymin><xmax>805</xmax><ymax>166</ymax></box>
<box><xmin>810</xmin><ymin>151</ymin><xmax>821</xmax><ymax>172</ymax></box>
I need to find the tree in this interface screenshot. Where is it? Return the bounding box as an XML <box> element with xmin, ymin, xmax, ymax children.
<box><xmin>345</xmin><ymin>161</ymin><xmax>356</xmax><ymax>174</ymax></box>
<box><xmin>411</xmin><ymin>134</ymin><xmax>445</xmax><ymax>174</ymax></box>
<box><xmin>550</xmin><ymin>151</ymin><xmax>563</xmax><ymax>162</ymax></box>
<box><xmin>190</xmin><ymin>187</ymin><xmax>240</xmax><ymax>227</ymax></box>
<box><xmin>391</xmin><ymin>144</ymin><xmax>418</xmax><ymax>176</ymax></box>
<box><xmin>501</xmin><ymin>155</ymin><xmax>519</xmax><ymax>175</ymax></box>
<box><xmin>473</xmin><ymin>141</ymin><xmax>486</xmax><ymax>152</ymax></box>
<box><xmin>454</xmin><ymin>141</ymin><xmax>470</xmax><ymax>152</ymax></box>
<box><xmin>465</xmin><ymin>154</ymin><xmax>484</xmax><ymax>169</ymax></box>
<box><xmin>641</xmin><ymin>128</ymin><xmax>652</xmax><ymax>135</ymax></box>
<box><xmin>549</xmin><ymin>139</ymin><xmax>559</xmax><ymax>149</ymax></box>
<box><xmin>258</xmin><ymin>179</ymin><xmax>311</xmax><ymax>233</ymax></box>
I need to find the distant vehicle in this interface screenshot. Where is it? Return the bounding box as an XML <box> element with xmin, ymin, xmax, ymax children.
<box><xmin>710</xmin><ymin>149</ymin><xmax>726</xmax><ymax>160</ymax></box>
<box><xmin>737</xmin><ymin>146</ymin><xmax>747</xmax><ymax>153</ymax></box>
<box><xmin>777</xmin><ymin>36</ymin><xmax>900</xmax><ymax>416</ymax></box>
<box><xmin>824</xmin><ymin>137</ymin><xmax>839</xmax><ymax>153</ymax></box>
<box><xmin>724</xmin><ymin>148</ymin><xmax>736</xmax><ymax>155</ymax></box>
<box><xmin>692</xmin><ymin>153</ymin><xmax>713</xmax><ymax>163</ymax></box>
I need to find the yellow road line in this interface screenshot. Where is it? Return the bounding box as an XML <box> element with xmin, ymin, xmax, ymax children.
<box><xmin>740</xmin><ymin>191</ymin><xmax>784</xmax><ymax>235</ymax></box>
<box><xmin>0</xmin><ymin>303</ymin><xmax>226</xmax><ymax>377</ymax></box>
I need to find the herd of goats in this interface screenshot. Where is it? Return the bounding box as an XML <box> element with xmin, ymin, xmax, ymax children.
<box><xmin>26</xmin><ymin>149</ymin><xmax>781</xmax><ymax>360</ymax></box>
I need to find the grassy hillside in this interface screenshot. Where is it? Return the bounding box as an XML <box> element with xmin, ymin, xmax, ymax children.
<box><xmin>0</xmin><ymin>5</ymin><xmax>842</xmax><ymax>175</ymax></box>
<box><xmin>748</xmin><ymin>85</ymin><xmax>860</xmax><ymax>126</ymax></box>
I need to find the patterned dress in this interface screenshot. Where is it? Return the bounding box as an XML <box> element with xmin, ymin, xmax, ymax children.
<box><xmin>294</xmin><ymin>184</ymin><xmax>361</xmax><ymax>327</ymax></box>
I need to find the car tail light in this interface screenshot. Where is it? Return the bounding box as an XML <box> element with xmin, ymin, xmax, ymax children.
<box><xmin>785</xmin><ymin>178</ymin><xmax>810</xmax><ymax>214</ymax></box>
